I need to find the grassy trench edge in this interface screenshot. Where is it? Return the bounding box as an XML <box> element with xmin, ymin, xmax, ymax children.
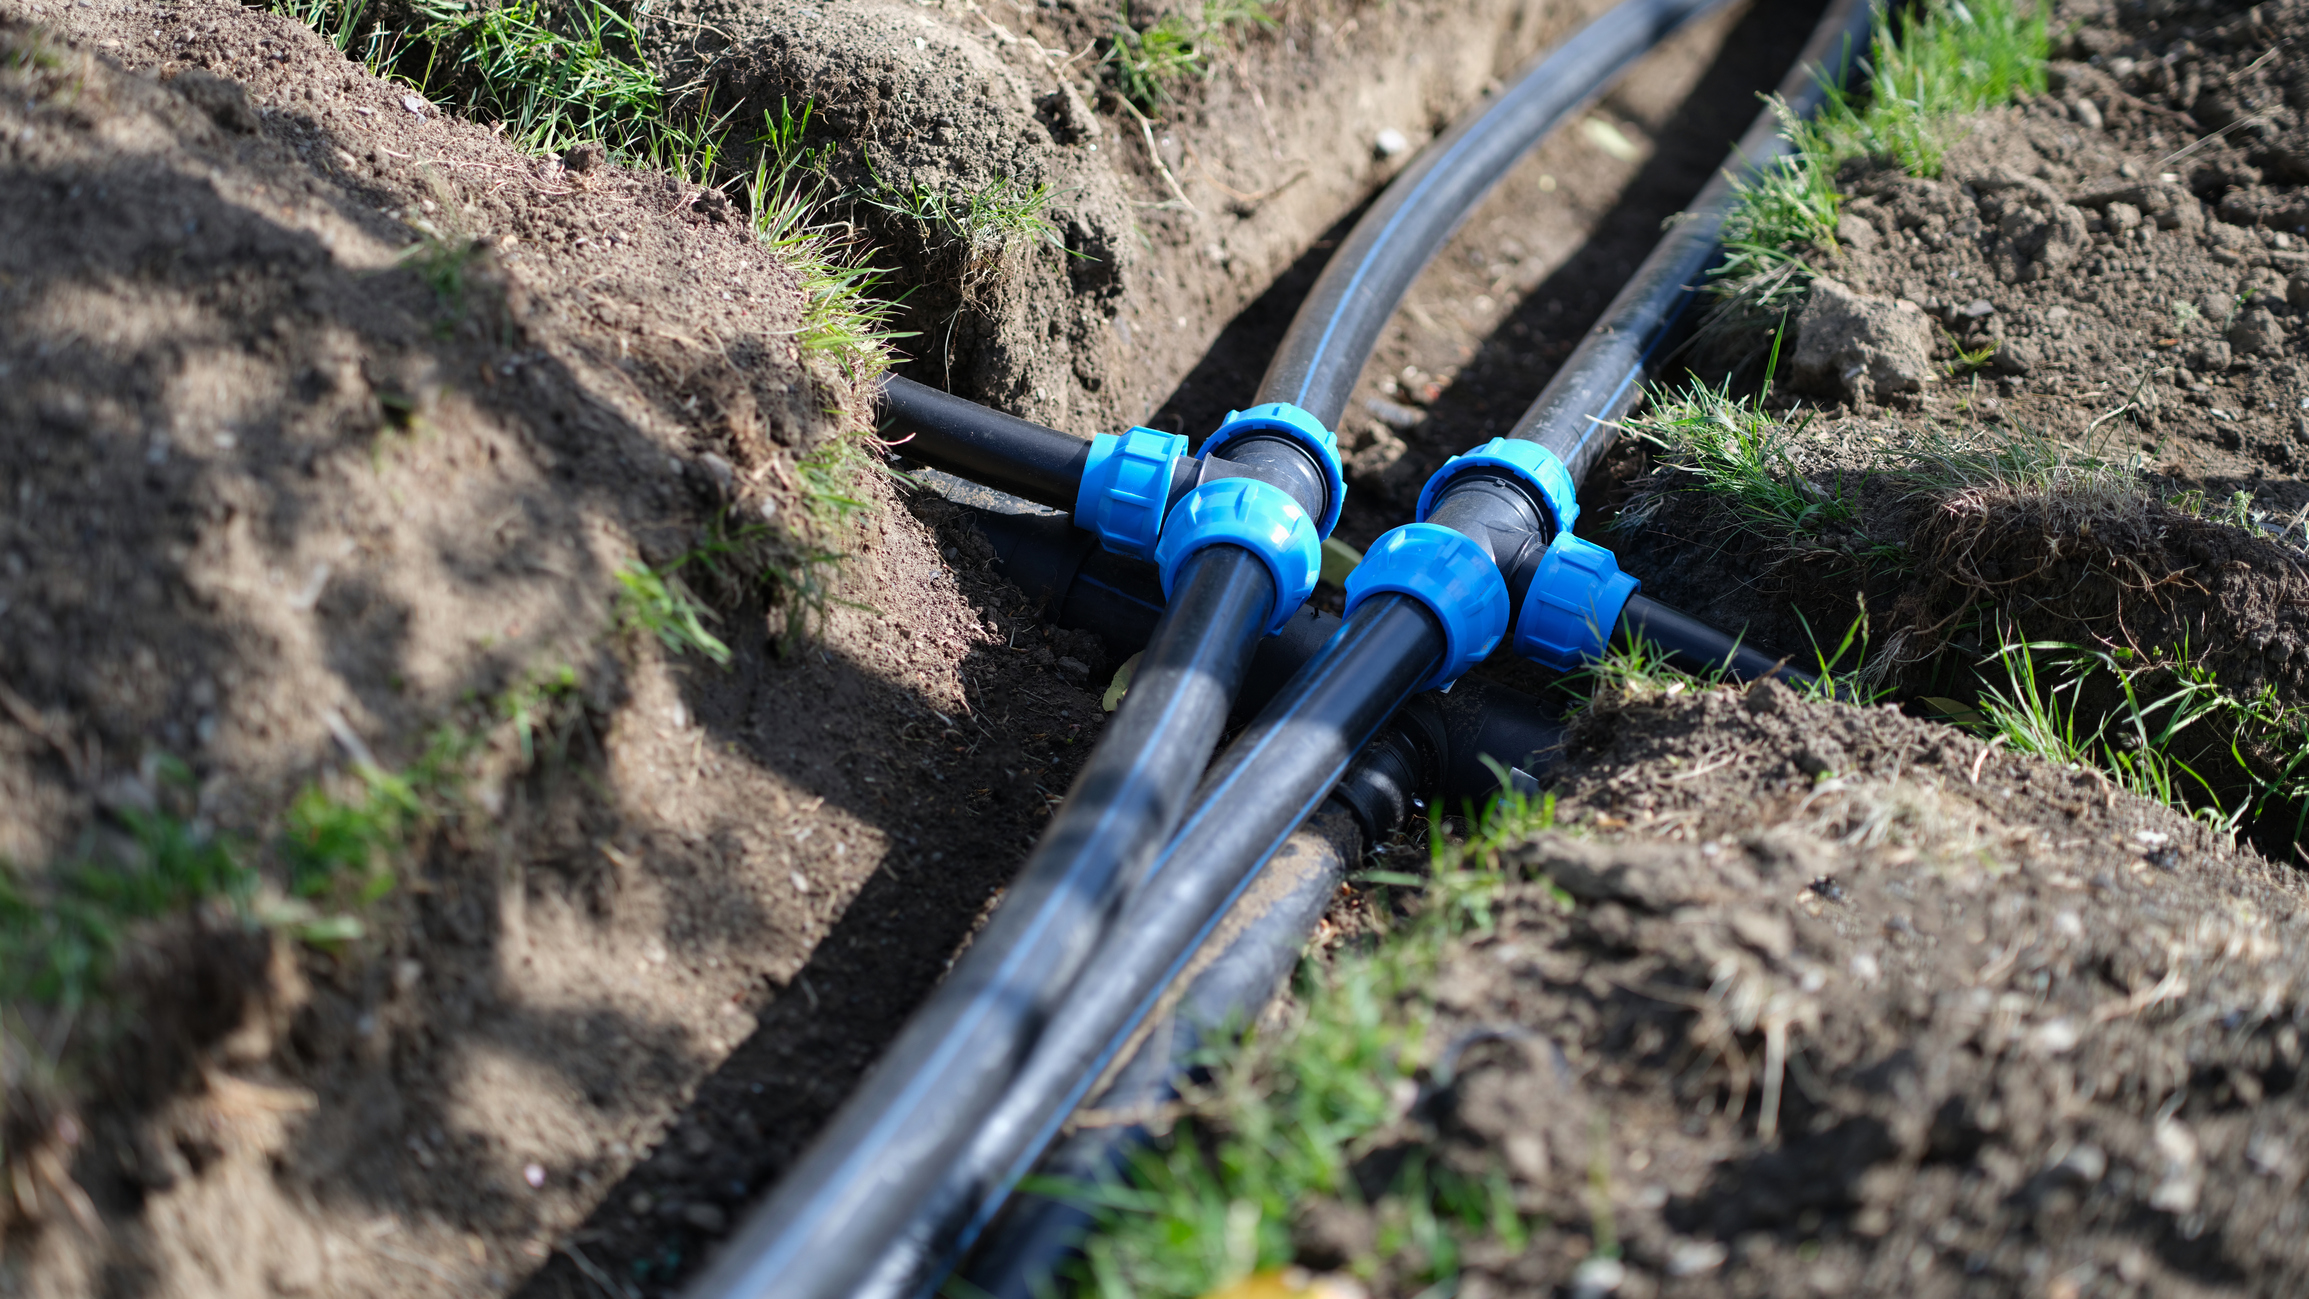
<box><xmin>2</xmin><ymin>0</ymin><xmax>911</xmax><ymax>1163</ymax></box>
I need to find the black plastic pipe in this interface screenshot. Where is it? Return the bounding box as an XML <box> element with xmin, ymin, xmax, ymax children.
<box><xmin>846</xmin><ymin>598</ymin><xmax>1447</xmax><ymax>1297</ymax></box>
<box><xmin>881</xmin><ymin>0</ymin><xmax>1736</xmax><ymax>491</ymax></box>
<box><xmin>708</xmin><ymin>0</ymin><xmax>1662</xmax><ymax>1269</ymax></box>
<box><xmin>881</xmin><ymin>375</ymin><xmax>1090</xmax><ymax>510</ymax></box>
<box><xmin>697</xmin><ymin>0</ymin><xmax>1872</xmax><ymax>1287</ymax></box>
<box><xmin>1257</xmin><ymin>0</ymin><xmax>1735</xmax><ymax>424</ymax></box>
<box><xmin>1619</xmin><ymin>591</ymin><xmax>1803</xmax><ymax>683</ymax></box>
<box><xmin>960</xmin><ymin>805</ymin><xmax>1367</xmax><ymax>1299</ymax></box>
<box><xmin>930</xmin><ymin>506</ymin><xmax>1574</xmax><ymax>1297</ymax></box>
<box><xmin>684</xmin><ymin>544</ymin><xmax>1276</xmax><ymax>1299</ymax></box>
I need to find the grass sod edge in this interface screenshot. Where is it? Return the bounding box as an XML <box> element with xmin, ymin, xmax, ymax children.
<box><xmin>271</xmin><ymin>0</ymin><xmax>901</xmax><ymax>377</ymax></box>
<box><xmin>1620</xmin><ymin>380</ymin><xmax>2309</xmax><ymax>845</ymax></box>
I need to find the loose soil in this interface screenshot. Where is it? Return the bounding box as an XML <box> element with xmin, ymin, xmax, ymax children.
<box><xmin>1591</xmin><ymin>0</ymin><xmax>2309</xmax><ymax>856</ymax></box>
<box><xmin>1293</xmin><ymin>680</ymin><xmax>2309</xmax><ymax>1298</ymax></box>
<box><xmin>1610</xmin><ymin>0</ymin><xmax>2309</xmax><ymax>606</ymax></box>
<box><xmin>0</xmin><ymin>2</ymin><xmax>1104</xmax><ymax>1294</ymax></box>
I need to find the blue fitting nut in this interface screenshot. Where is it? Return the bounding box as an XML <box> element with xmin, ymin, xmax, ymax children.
<box><xmin>1513</xmin><ymin>534</ymin><xmax>1640</xmax><ymax>672</ymax></box>
<box><xmin>1415</xmin><ymin>437</ymin><xmax>1579</xmax><ymax>536</ymax></box>
<box><xmin>1075</xmin><ymin>426</ymin><xmax>1188</xmax><ymax>562</ymax></box>
<box><xmin>1199</xmin><ymin>403</ymin><xmax>1346</xmax><ymax>538</ymax></box>
<box><xmin>1154</xmin><ymin>478</ymin><xmax>1321</xmax><ymax>634</ymax></box>
<box><xmin>1343</xmin><ymin>523</ymin><xmax>1510</xmax><ymax>692</ymax></box>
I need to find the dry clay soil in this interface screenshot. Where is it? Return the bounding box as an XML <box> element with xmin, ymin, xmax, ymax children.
<box><xmin>5</xmin><ymin>0</ymin><xmax>2309</xmax><ymax>1294</ymax></box>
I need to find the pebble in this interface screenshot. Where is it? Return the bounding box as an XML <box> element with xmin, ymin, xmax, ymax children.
<box><xmin>1667</xmin><ymin>1241</ymin><xmax>1728</xmax><ymax>1276</ymax></box>
<box><xmin>1570</xmin><ymin>1256</ymin><xmax>1627</xmax><ymax>1298</ymax></box>
<box><xmin>523</xmin><ymin>1163</ymin><xmax>546</xmax><ymax>1188</ymax></box>
<box><xmin>1373</xmin><ymin>128</ymin><xmax>1409</xmax><ymax>159</ymax></box>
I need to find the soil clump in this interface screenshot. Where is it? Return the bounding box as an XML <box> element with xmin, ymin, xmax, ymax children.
<box><xmin>1294</xmin><ymin>682</ymin><xmax>2309</xmax><ymax>1298</ymax></box>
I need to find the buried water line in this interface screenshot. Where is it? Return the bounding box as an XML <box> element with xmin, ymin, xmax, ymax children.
<box><xmin>688</xmin><ymin>0</ymin><xmax>1874</xmax><ymax>1289</ymax></box>
<box><xmin>905</xmin><ymin>0</ymin><xmax>1884</xmax><ymax>1289</ymax></box>
<box><xmin>692</xmin><ymin>2</ymin><xmax>1728</xmax><ymax>1291</ymax></box>
<box><xmin>858</xmin><ymin>501</ymin><xmax>1572</xmax><ymax>1299</ymax></box>
<box><xmin>835</xmin><ymin>2</ymin><xmax>1890</xmax><ymax>1291</ymax></box>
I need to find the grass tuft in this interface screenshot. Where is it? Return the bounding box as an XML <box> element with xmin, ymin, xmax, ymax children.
<box><xmin>1622</xmin><ymin>388</ymin><xmax>2304</xmax><ymax>842</ymax></box>
<box><xmin>749</xmin><ymin>102</ymin><xmax>910</xmax><ymax>375</ymax></box>
<box><xmin>280</xmin><ymin>765</ymin><xmax>422</xmax><ymax>904</ymax></box>
<box><xmin>1623</xmin><ymin>375</ymin><xmax>1906</xmax><ymax>580</ymax></box>
<box><xmin>858</xmin><ymin>163</ymin><xmax>1069</xmax><ymax>301</ymax></box>
<box><xmin>1973</xmin><ymin>637</ymin><xmax>2309</xmax><ymax>838</ymax></box>
<box><xmin>616</xmin><ymin>559</ymin><xmax>732</xmax><ymax>666</ymax></box>
<box><xmin>1054</xmin><ymin>792</ymin><xmax>1561</xmax><ymax>1296</ymax></box>
<box><xmin>1</xmin><ymin>807</ymin><xmax>255</xmax><ymax>1009</ymax></box>
<box><xmin>1711</xmin><ymin>0</ymin><xmax>2048</xmax><ymax>313</ymax></box>
<box><xmin>1105</xmin><ymin>0</ymin><xmax>1274</xmax><ymax>113</ymax></box>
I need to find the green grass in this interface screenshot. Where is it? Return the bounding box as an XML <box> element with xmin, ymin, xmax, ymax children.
<box><xmin>0</xmin><ymin>668</ymin><xmax>585</xmax><ymax>1013</ymax></box>
<box><xmin>616</xmin><ymin>558</ymin><xmax>732</xmax><ymax>666</ymax></box>
<box><xmin>860</xmin><ymin>168</ymin><xmax>1068</xmax><ymax>295</ymax></box>
<box><xmin>1</xmin><ymin>806</ymin><xmax>255</xmax><ymax>1009</ymax></box>
<box><xmin>1713</xmin><ymin>0</ymin><xmax>2048</xmax><ymax>310</ymax></box>
<box><xmin>749</xmin><ymin>104</ymin><xmax>911</xmax><ymax>374</ymax></box>
<box><xmin>1625</xmin><ymin>377</ymin><xmax>1851</xmax><ymax>539</ymax></box>
<box><xmin>1105</xmin><ymin>0</ymin><xmax>1274</xmax><ymax>113</ymax></box>
<box><xmin>272</xmin><ymin>8</ymin><xmax>896</xmax><ymax>377</ymax></box>
<box><xmin>1</xmin><ymin>23</ymin><xmax>65</xmax><ymax>71</ymax></box>
<box><xmin>499</xmin><ymin>662</ymin><xmax>585</xmax><ymax>768</ymax></box>
<box><xmin>1618</xmin><ymin>381</ymin><xmax>2309</xmax><ymax>839</ymax></box>
<box><xmin>1053</xmin><ymin>793</ymin><xmax>1562</xmax><ymax>1296</ymax></box>
<box><xmin>282</xmin><ymin>0</ymin><xmax>728</xmax><ymax>178</ymax></box>
<box><xmin>280</xmin><ymin>765</ymin><xmax>423</xmax><ymax>904</ymax></box>
<box><xmin>1973</xmin><ymin>638</ymin><xmax>2309</xmax><ymax>839</ymax></box>
<box><xmin>2167</xmin><ymin>487</ymin><xmax>2261</xmax><ymax>533</ymax></box>
<box><xmin>1622</xmin><ymin>375</ymin><xmax>1909</xmax><ymax>585</ymax></box>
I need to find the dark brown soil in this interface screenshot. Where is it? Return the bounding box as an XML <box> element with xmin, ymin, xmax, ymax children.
<box><xmin>1297</xmin><ymin>681</ymin><xmax>2309</xmax><ymax>1298</ymax></box>
<box><xmin>1587</xmin><ymin>0</ymin><xmax>2309</xmax><ymax>849</ymax></box>
<box><xmin>0</xmin><ymin>2</ymin><xmax>1104</xmax><ymax>1292</ymax></box>
<box><xmin>1812</xmin><ymin>0</ymin><xmax>2309</xmax><ymax>516</ymax></box>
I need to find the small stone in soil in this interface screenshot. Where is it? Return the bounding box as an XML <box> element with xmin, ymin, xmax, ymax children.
<box><xmin>524</xmin><ymin>1162</ymin><xmax>545</xmax><ymax>1188</ymax></box>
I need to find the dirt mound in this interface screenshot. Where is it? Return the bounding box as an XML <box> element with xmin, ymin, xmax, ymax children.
<box><xmin>1294</xmin><ymin>682</ymin><xmax>2309</xmax><ymax>1297</ymax></box>
<box><xmin>0</xmin><ymin>4</ymin><xmax>1109</xmax><ymax>1293</ymax></box>
<box><xmin>652</xmin><ymin>0</ymin><xmax>1632</xmax><ymax>434</ymax></box>
<box><xmin>1774</xmin><ymin>0</ymin><xmax>2309</xmax><ymax>516</ymax></box>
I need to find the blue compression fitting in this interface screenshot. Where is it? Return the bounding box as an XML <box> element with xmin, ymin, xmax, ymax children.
<box><xmin>1342</xmin><ymin>523</ymin><xmax>1509</xmax><ymax>691</ymax></box>
<box><xmin>1075</xmin><ymin>427</ymin><xmax>1187</xmax><ymax>562</ymax></box>
<box><xmin>1153</xmin><ymin>479</ymin><xmax>1320</xmax><ymax>635</ymax></box>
